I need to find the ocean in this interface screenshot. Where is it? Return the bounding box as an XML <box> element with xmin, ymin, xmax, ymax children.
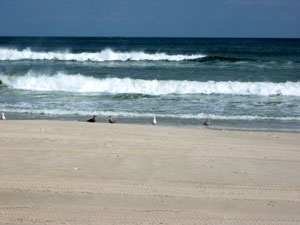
<box><xmin>0</xmin><ymin>37</ymin><xmax>300</xmax><ymax>131</ymax></box>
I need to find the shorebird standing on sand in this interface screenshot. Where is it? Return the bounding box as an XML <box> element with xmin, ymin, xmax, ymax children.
<box><xmin>1</xmin><ymin>112</ymin><xmax>5</xmax><ymax>120</ymax></box>
<box><xmin>203</xmin><ymin>119</ymin><xmax>210</xmax><ymax>126</ymax></box>
<box><xmin>109</xmin><ymin>116</ymin><xmax>116</xmax><ymax>124</ymax></box>
<box><xmin>152</xmin><ymin>116</ymin><xmax>157</xmax><ymax>125</ymax></box>
<box><xmin>87</xmin><ymin>115</ymin><xmax>96</xmax><ymax>122</ymax></box>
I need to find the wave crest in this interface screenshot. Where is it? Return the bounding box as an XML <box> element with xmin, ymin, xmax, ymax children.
<box><xmin>0</xmin><ymin>48</ymin><xmax>205</xmax><ymax>62</ymax></box>
<box><xmin>1</xmin><ymin>72</ymin><xmax>300</xmax><ymax>96</ymax></box>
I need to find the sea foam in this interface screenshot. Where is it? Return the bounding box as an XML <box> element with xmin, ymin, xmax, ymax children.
<box><xmin>0</xmin><ymin>48</ymin><xmax>205</xmax><ymax>62</ymax></box>
<box><xmin>1</xmin><ymin>72</ymin><xmax>300</xmax><ymax>96</ymax></box>
<box><xmin>1</xmin><ymin>108</ymin><xmax>300</xmax><ymax>121</ymax></box>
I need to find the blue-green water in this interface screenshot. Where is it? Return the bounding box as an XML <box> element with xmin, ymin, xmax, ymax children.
<box><xmin>0</xmin><ymin>37</ymin><xmax>300</xmax><ymax>131</ymax></box>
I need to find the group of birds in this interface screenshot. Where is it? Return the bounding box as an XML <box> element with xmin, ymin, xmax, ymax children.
<box><xmin>87</xmin><ymin>114</ymin><xmax>210</xmax><ymax>127</ymax></box>
<box><xmin>1</xmin><ymin>112</ymin><xmax>210</xmax><ymax>127</ymax></box>
<box><xmin>87</xmin><ymin>115</ymin><xmax>116</xmax><ymax>124</ymax></box>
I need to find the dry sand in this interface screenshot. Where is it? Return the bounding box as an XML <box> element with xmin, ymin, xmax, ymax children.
<box><xmin>0</xmin><ymin>120</ymin><xmax>300</xmax><ymax>225</ymax></box>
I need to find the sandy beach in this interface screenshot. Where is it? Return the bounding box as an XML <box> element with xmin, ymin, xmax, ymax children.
<box><xmin>0</xmin><ymin>120</ymin><xmax>300</xmax><ymax>225</ymax></box>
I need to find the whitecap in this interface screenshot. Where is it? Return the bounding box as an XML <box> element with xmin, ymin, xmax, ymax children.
<box><xmin>0</xmin><ymin>48</ymin><xmax>205</xmax><ymax>62</ymax></box>
<box><xmin>1</xmin><ymin>72</ymin><xmax>300</xmax><ymax>96</ymax></box>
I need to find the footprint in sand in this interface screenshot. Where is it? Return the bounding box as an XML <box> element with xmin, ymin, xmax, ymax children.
<box><xmin>233</xmin><ymin>170</ymin><xmax>247</xmax><ymax>175</ymax></box>
<box><xmin>203</xmin><ymin>164</ymin><xmax>213</xmax><ymax>168</ymax></box>
<box><xmin>267</xmin><ymin>200</ymin><xmax>277</xmax><ymax>207</ymax></box>
<box><xmin>203</xmin><ymin>158</ymin><xmax>214</xmax><ymax>168</ymax></box>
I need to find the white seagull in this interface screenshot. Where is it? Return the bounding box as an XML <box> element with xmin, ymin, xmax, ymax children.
<box><xmin>1</xmin><ymin>112</ymin><xmax>5</xmax><ymax>120</ymax></box>
<box><xmin>152</xmin><ymin>116</ymin><xmax>157</xmax><ymax>125</ymax></box>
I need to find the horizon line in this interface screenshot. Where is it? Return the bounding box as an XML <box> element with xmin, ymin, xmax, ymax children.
<box><xmin>0</xmin><ymin>35</ymin><xmax>300</xmax><ymax>39</ymax></box>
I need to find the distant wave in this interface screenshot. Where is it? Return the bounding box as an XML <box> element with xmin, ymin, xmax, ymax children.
<box><xmin>0</xmin><ymin>48</ymin><xmax>206</xmax><ymax>62</ymax></box>
<box><xmin>195</xmin><ymin>56</ymin><xmax>254</xmax><ymax>62</ymax></box>
<box><xmin>1</xmin><ymin>72</ymin><xmax>300</xmax><ymax>96</ymax></box>
<box><xmin>1</xmin><ymin>108</ymin><xmax>300</xmax><ymax>121</ymax></box>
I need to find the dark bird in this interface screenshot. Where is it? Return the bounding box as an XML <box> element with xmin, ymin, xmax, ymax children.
<box><xmin>87</xmin><ymin>115</ymin><xmax>96</xmax><ymax>123</ymax></box>
<box><xmin>109</xmin><ymin>116</ymin><xmax>116</xmax><ymax>124</ymax></box>
<box><xmin>203</xmin><ymin>119</ymin><xmax>210</xmax><ymax>126</ymax></box>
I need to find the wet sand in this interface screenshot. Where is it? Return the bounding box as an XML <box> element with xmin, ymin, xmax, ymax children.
<box><xmin>0</xmin><ymin>120</ymin><xmax>300</xmax><ymax>225</ymax></box>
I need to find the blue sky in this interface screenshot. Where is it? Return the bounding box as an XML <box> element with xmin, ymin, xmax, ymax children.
<box><xmin>0</xmin><ymin>0</ymin><xmax>299</xmax><ymax>37</ymax></box>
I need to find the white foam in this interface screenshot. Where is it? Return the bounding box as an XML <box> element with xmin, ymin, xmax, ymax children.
<box><xmin>1</xmin><ymin>72</ymin><xmax>300</xmax><ymax>96</ymax></box>
<box><xmin>0</xmin><ymin>48</ymin><xmax>205</xmax><ymax>62</ymax></box>
<box><xmin>1</xmin><ymin>108</ymin><xmax>300</xmax><ymax>121</ymax></box>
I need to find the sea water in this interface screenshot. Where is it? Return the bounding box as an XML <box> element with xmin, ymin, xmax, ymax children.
<box><xmin>0</xmin><ymin>37</ymin><xmax>299</xmax><ymax>131</ymax></box>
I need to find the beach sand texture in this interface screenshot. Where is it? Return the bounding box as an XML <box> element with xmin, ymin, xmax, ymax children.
<box><xmin>0</xmin><ymin>120</ymin><xmax>300</xmax><ymax>225</ymax></box>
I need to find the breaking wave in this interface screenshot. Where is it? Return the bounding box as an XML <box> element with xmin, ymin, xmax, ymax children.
<box><xmin>195</xmin><ymin>56</ymin><xmax>253</xmax><ymax>62</ymax></box>
<box><xmin>0</xmin><ymin>48</ymin><xmax>205</xmax><ymax>62</ymax></box>
<box><xmin>1</xmin><ymin>72</ymin><xmax>300</xmax><ymax>96</ymax></box>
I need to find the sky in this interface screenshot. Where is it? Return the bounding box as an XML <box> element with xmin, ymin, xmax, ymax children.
<box><xmin>0</xmin><ymin>0</ymin><xmax>299</xmax><ymax>38</ymax></box>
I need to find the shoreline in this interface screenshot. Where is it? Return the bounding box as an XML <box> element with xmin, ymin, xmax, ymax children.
<box><xmin>1</xmin><ymin>120</ymin><xmax>300</xmax><ymax>224</ymax></box>
<box><xmin>2</xmin><ymin>116</ymin><xmax>300</xmax><ymax>133</ymax></box>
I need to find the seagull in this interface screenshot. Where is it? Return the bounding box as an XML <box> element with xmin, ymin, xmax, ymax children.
<box><xmin>1</xmin><ymin>112</ymin><xmax>5</xmax><ymax>120</ymax></box>
<box><xmin>87</xmin><ymin>115</ymin><xmax>96</xmax><ymax>123</ymax></box>
<box><xmin>203</xmin><ymin>119</ymin><xmax>210</xmax><ymax>126</ymax></box>
<box><xmin>152</xmin><ymin>116</ymin><xmax>157</xmax><ymax>125</ymax></box>
<box><xmin>109</xmin><ymin>116</ymin><xmax>116</xmax><ymax>124</ymax></box>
